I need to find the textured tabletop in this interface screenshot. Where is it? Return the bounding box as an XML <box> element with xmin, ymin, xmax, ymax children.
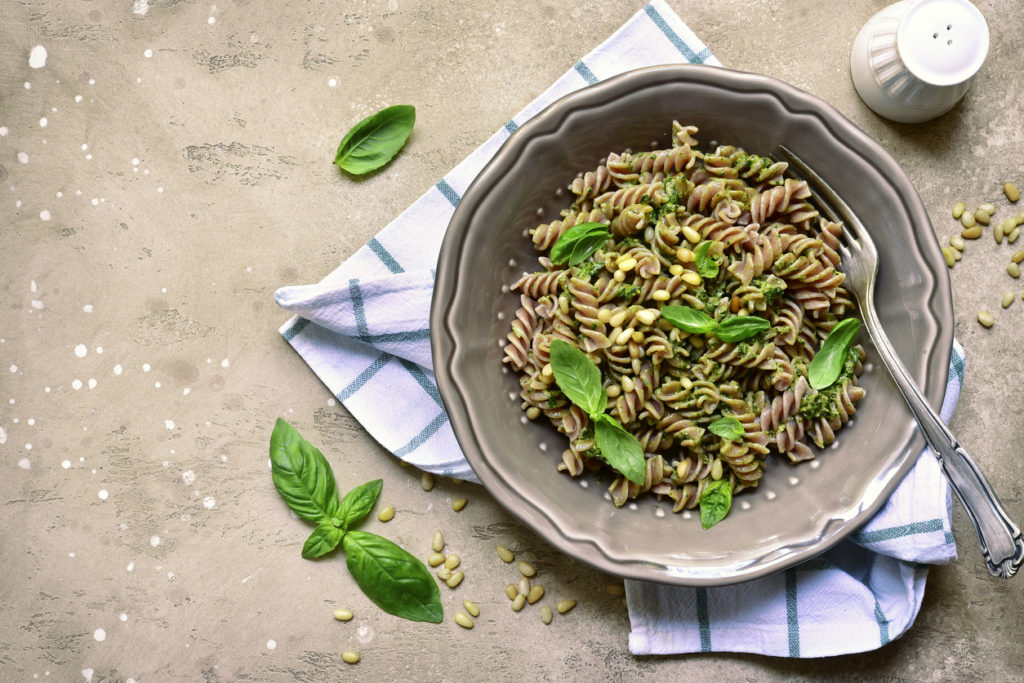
<box><xmin>1</xmin><ymin>1</ymin><xmax>1021</xmax><ymax>680</ymax></box>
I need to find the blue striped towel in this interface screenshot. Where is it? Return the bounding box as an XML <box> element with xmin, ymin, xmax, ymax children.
<box><xmin>275</xmin><ymin>0</ymin><xmax>960</xmax><ymax>657</ymax></box>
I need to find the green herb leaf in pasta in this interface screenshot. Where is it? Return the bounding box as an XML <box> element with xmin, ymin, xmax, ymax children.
<box><xmin>708</xmin><ymin>416</ymin><xmax>745</xmax><ymax>442</ymax></box>
<box><xmin>699</xmin><ymin>479</ymin><xmax>733</xmax><ymax>530</ymax></box>
<box><xmin>714</xmin><ymin>315</ymin><xmax>770</xmax><ymax>342</ymax></box>
<box><xmin>661</xmin><ymin>305</ymin><xmax>717</xmax><ymax>335</ymax></box>
<box><xmin>593</xmin><ymin>414</ymin><xmax>646</xmax><ymax>485</ymax></box>
<box><xmin>808</xmin><ymin>318</ymin><xmax>861</xmax><ymax>390</ymax></box>
<box><xmin>550</xmin><ymin>222</ymin><xmax>611</xmax><ymax>266</ymax></box>
<box><xmin>694</xmin><ymin>241</ymin><xmax>720</xmax><ymax>279</ymax></box>
<box><xmin>549</xmin><ymin>338</ymin><xmax>607</xmax><ymax>416</ymax></box>
<box><xmin>334</xmin><ymin>104</ymin><xmax>416</xmax><ymax>175</ymax></box>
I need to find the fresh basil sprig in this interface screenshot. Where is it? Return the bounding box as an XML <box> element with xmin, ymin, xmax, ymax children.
<box><xmin>550</xmin><ymin>222</ymin><xmax>611</xmax><ymax>266</ymax></box>
<box><xmin>699</xmin><ymin>479</ymin><xmax>733</xmax><ymax>530</ymax></box>
<box><xmin>708</xmin><ymin>415</ymin><xmax>744</xmax><ymax>442</ymax></box>
<box><xmin>269</xmin><ymin>418</ymin><xmax>442</xmax><ymax>623</ymax></box>
<box><xmin>549</xmin><ymin>339</ymin><xmax>646</xmax><ymax>484</ymax></box>
<box><xmin>693</xmin><ymin>241</ymin><xmax>720</xmax><ymax>279</ymax></box>
<box><xmin>334</xmin><ymin>104</ymin><xmax>415</xmax><ymax>175</ymax></box>
<box><xmin>807</xmin><ymin>318</ymin><xmax>861</xmax><ymax>390</ymax></box>
<box><xmin>661</xmin><ymin>305</ymin><xmax>769</xmax><ymax>343</ymax></box>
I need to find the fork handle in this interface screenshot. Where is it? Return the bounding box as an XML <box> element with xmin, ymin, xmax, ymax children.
<box><xmin>864</xmin><ymin>305</ymin><xmax>1023</xmax><ymax>578</ymax></box>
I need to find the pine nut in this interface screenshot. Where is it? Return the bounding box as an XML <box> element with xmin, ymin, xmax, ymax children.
<box><xmin>681</xmin><ymin>272</ymin><xmax>702</xmax><ymax>286</ymax></box>
<box><xmin>1013</xmin><ymin>250</ymin><xmax>1024</xmax><ymax>264</ymax></box>
<box><xmin>452</xmin><ymin>498</ymin><xmax>467</xmax><ymax>512</ymax></box>
<box><xmin>517</xmin><ymin>560</ymin><xmax>537</xmax><ymax>577</ymax></box>
<box><xmin>961</xmin><ymin>226</ymin><xmax>982</xmax><ymax>239</ymax></box>
<box><xmin>995</xmin><ymin>222</ymin><xmax>1005</xmax><ymax>243</ymax></box>
<box><xmin>445</xmin><ymin>554</ymin><xmax>461</xmax><ymax>570</ymax></box>
<box><xmin>342</xmin><ymin>651</ymin><xmax>360</xmax><ymax>664</ymax></box>
<box><xmin>617</xmin><ymin>257</ymin><xmax>637</xmax><ymax>272</ymax></box>
<box><xmin>436</xmin><ymin>566</ymin><xmax>452</xmax><ymax>581</ymax></box>
<box><xmin>377</xmin><ymin>506</ymin><xmax>395</xmax><ymax>522</ymax></box>
<box><xmin>597</xmin><ymin>308</ymin><xmax>612</xmax><ymax>323</ymax></box>
<box><xmin>454</xmin><ymin>612</ymin><xmax>474</xmax><ymax>629</ymax></box>
<box><xmin>1001</xmin><ymin>291</ymin><xmax>1015</xmax><ymax>309</ymax></box>
<box><xmin>608</xmin><ymin>310</ymin><xmax>627</xmax><ymax>328</ymax></box>
<box><xmin>556</xmin><ymin>599</ymin><xmax>577</xmax><ymax>614</ymax></box>
<box><xmin>463</xmin><ymin>600</ymin><xmax>480</xmax><ymax>617</ymax></box>
<box><xmin>605</xmin><ymin>383</ymin><xmax>621</xmax><ymax>398</ymax></box>
<box><xmin>620</xmin><ymin>376</ymin><xmax>635</xmax><ymax>393</ymax></box>
<box><xmin>605</xmin><ymin>583</ymin><xmax>626</xmax><ymax>596</ymax></box>
<box><xmin>949</xmin><ymin>234</ymin><xmax>966</xmax><ymax>250</ymax></box>
<box><xmin>421</xmin><ymin>472</ymin><xmax>435</xmax><ymax>491</ymax></box>
<box><xmin>1009</xmin><ymin>227</ymin><xmax>1020</xmax><ymax>243</ymax></box>
<box><xmin>675</xmin><ymin>247</ymin><xmax>694</xmax><ymax>262</ymax></box>
<box><xmin>635</xmin><ymin>309</ymin><xmax>657</xmax><ymax>326</ymax></box>
<box><xmin>432</xmin><ymin>530</ymin><xmax>445</xmax><ymax>552</ymax></box>
<box><xmin>669</xmin><ymin>264</ymin><xmax>684</xmax><ymax>276</ymax></box>
<box><xmin>974</xmin><ymin>209</ymin><xmax>990</xmax><ymax>225</ymax></box>
<box><xmin>615</xmin><ymin>327</ymin><xmax>634</xmax><ymax>346</ymax></box>
<box><xmin>977</xmin><ymin>311</ymin><xmax>995</xmax><ymax>328</ymax></box>
<box><xmin>1006</xmin><ymin>182</ymin><xmax>1021</xmax><ymax>203</ymax></box>
<box><xmin>525</xmin><ymin>406</ymin><xmax>540</xmax><ymax>420</ymax></box>
<box><xmin>941</xmin><ymin>246</ymin><xmax>956</xmax><ymax>268</ymax></box>
<box><xmin>517</xmin><ymin>576</ymin><xmax>530</xmax><ymax>596</ymax></box>
<box><xmin>428</xmin><ymin>552</ymin><xmax>445</xmax><ymax>567</ymax></box>
<box><xmin>333</xmin><ymin>609</ymin><xmax>354</xmax><ymax>621</ymax></box>
<box><xmin>952</xmin><ymin>201</ymin><xmax>966</xmax><ymax>218</ymax></box>
<box><xmin>541</xmin><ymin>605</ymin><xmax>553</xmax><ymax>625</ymax></box>
<box><xmin>512</xmin><ymin>594</ymin><xmax>526</xmax><ymax>611</ymax></box>
<box><xmin>1009</xmin><ymin>262</ymin><xmax>1021</xmax><ymax>279</ymax></box>
<box><xmin>505</xmin><ymin>583</ymin><xmax>518</xmax><ymax>600</ymax></box>
<box><xmin>496</xmin><ymin>546</ymin><xmax>514</xmax><ymax>563</ymax></box>
<box><xmin>651</xmin><ymin>289</ymin><xmax>671</xmax><ymax>301</ymax></box>
<box><xmin>527</xmin><ymin>585</ymin><xmax>545</xmax><ymax>604</ymax></box>
<box><xmin>446</xmin><ymin>571</ymin><xmax>464</xmax><ymax>588</ymax></box>
<box><xmin>978</xmin><ymin>203</ymin><xmax>996</xmax><ymax>215</ymax></box>
<box><xmin>961</xmin><ymin>212</ymin><xmax>976</xmax><ymax>228</ymax></box>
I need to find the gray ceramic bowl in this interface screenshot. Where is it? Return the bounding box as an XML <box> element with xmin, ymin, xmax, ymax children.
<box><xmin>431</xmin><ymin>65</ymin><xmax>952</xmax><ymax>586</ymax></box>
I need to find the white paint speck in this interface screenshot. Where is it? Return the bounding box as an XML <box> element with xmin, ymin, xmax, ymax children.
<box><xmin>203</xmin><ymin>496</ymin><xmax>216</xmax><ymax>509</ymax></box>
<box><xmin>220</xmin><ymin>358</ymin><xmax>229</xmax><ymax>368</ymax></box>
<box><xmin>95</xmin><ymin>347</ymin><xmax>102</xmax><ymax>354</ymax></box>
<box><xmin>142</xmin><ymin>363</ymin><xmax>151</xmax><ymax>372</ymax></box>
<box><xmin>88</xmin><ymin>78</ymin><xmax>95</xmax><ymax>85</ymax></box>
<box><xmin>75</xmin><ymin>94</ymin><xmax>83</xmax><ymax>103</ymax></box>
<box><xmin>167</xmin><ymin>571</ymin><xmax>175</xmax><ymax>581</ymax></box>
<box><xmin>87</xmin><ymin>378</ymin><xmax>97</xmax><ymax>389</ymax></box>
<box><xmin>83</xmin><ymin>304</ymin><xmax>93</xmax><ymax>313</ymax></box>
<box><xmin>82</xmin><ymin>668</ymin><xmax>94</xmax><ymax>682</ymax></box>
<box><xmin>74</xmin><ymin>344</ymin><xmax>88</xmax><ymax>358</ymax></box>
<box><xmin>17</xmin><ymin>152</ymin><xmax>29</xmax><ymax>164</ymax></box>
<box><xmin>98</xmin><ymin>490</ymin><xmax>108</xmax><ymax>500</ymax></box>
<box><xmin>150</xmin><ymin>535</ymin><xmax>160</xmax><ymax>547</ymax></box>
<box><xmin>119</xmin><ymin>613</ymin><xmax>128</xmax><ymax>622</ymax></box>
<box><xmin>132</xmin><ymin>0</ymin><xmax>150</xmax><ymax>15</ymax></box>
<box><xmin>0</xmin><ymin>426</ymin><xmax>6</xmax><ymax>445</ymax></box>
<box><xmin>24</xmin><ymin>443</ymin><xmax>32</xmax><ymax>450</ymax></box>
<box><xmin>154</xmin><ymin>381</ymin><xmax>161</xmax><ymax>388</ymax></box>
<box><xmin>31</xmin><ymin>300</ymin><xmax>44</xmax><ymax>310</ymax></box>
<box><xmin>93</xmin><ymin>629</ymin><xmax>106</xmax><ymax>642</ymax></box>
<box><xmin>144</xmin><ymin>49</ymin><xmax>153</xmax><ymax>58</ymax></box>
<box><xmin>18</xmin><ymin>458</ymin><xmax>32</xmax><ymax>470</ymax></box>
<box><xmin>328</xmin><ymin>78</ymin><xmax>338</xmax><ymax>87</ymax></box>
<box><xmin>126</xmin><ymin>562</ymin><xmax>134</xmax><ymax>571</ymax></box>
<box><xmin>182</xmin><ymin>470</ymin><xmax>195</xmax><ymax>485</ymax></box>
<box><xmin>9</xmin><ymin>365</ymin><xmax>16</xmax><ymax>373</ymax></box>
<box><xmin>132</xmin><ymin>157</ymin><xmax>140</xmax><ymax>166</ymax></box>
<box><xmin>29</xmin><ymin>45</ymin><xmax>48</xmax><ymax>69</ymax></box>
<box><xmin>266</xmin><ymin>639</ymin><xmax>276</xmax><ymax>650</ymax></box>
<box><xmin>39</xmin><ymin>117</ymin><xmax>47</xmax><ymax>128</ymax></box>
<box><xmin>72</xmin><ymin>379</ymin><xmax>83</xmax><ymax>390</ymax></box>
<box><xmin>61</xmin><ymin>460</ymin><xmax>71</xmax><ymax>469</ymax></box>
<box><xmin>0</xmin><ymin>127</ymin><xmax>7</xmax><ymax>136</ymax></box>
<box><xmin>182</xmin><ymin>387</ymin><xmax>190</xmax><ymax>396</ymax></box>
<box><xmin>24</xmin><ymin>82</ymin><xmax>30</xmax><ymax>89</ymax></box>
<box><xmin>113</xmin><ymin>364</ymin><xmax>123</xmax><ymax>376</ymax></box>
<box><xmin>81</xmin><ymin>143</ymin><xmax>88</xmax><ymax>152</ymax></box>
<box><xmin>39</xmin><ymin>210</ymin><xmax>51</xmax><ymax>221</ymax></box>
<box><xmin>208</xmin><ymin>16</ymin><xmax>216</xmax><ymax>24</ymax></box>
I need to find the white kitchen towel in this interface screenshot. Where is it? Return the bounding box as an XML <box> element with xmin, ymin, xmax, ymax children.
<box><xmin>276</xmin><ymin>0</ymin><xmax>960</xmax><ymax>657</ymax></box>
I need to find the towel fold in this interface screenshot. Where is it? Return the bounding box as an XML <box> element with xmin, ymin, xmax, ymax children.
<box><xmin>276</xmin><ymin>0</ymin><xmax>959</xmax><ymax>657</ymax></box>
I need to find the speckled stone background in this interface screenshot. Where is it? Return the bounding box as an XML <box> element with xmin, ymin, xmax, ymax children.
<box><xmin>1</xmin><ymin>1</ymin><xmax>1021</xmax><ymax>680</ymax></box>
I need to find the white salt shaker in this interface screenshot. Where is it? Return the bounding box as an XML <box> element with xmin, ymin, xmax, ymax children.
<box><xmin>850</xmin><ymin>0</ymin><xmax>989</xmax><ymax>123</ymax></box>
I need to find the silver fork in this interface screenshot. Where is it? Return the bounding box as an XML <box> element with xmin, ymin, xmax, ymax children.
<box><xmin>776</xmin><ymin>145</ymin><xmax>1023</xmax><ymax>578</ymax></box>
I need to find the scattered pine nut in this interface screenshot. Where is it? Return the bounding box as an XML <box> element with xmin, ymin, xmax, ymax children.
<box><xmin>1001</xmin><ymin>291</ymin><xmax>1015</xmax><ymax>309</ymax></box>
<box><xmin>421</xmin><ymin>472</ymin><xmax>435</xmax><ymax>491</ymax></box>
<box><xmin>437</xmin><ymin>566</ymin><xmax>452</xmax><ymax>581</ymax></box>
<box><xmin>1012</xmin><ymin>250</ymin><xmax>1024</xmax><ymax>264</ymax></box>
<box><xmin>1009</xmin><ymin>262</ymin><xmax>1021</xmax><ymax>279</ymax></box>
<box><xmin>960</xmin><ymin>212</ymin><xmax>976</xmax><ymax>228</ymax></box>
<box><xmin>333</xmin><ymin>609</ymin><xmax>354</xmax><ymax>622</ymax></box>
<box><xmin>517</xmin><ymin>561</ymin><xmax>537</xmax><ymax>578</ymax></box>
<box><xmin>463</xmin><ymin>600</ymin><xmax>480</xmax><ymax>617</ymax></box>
<box><xmin>527</xmin><ymin>585</ymin><xmax>545</xmax><ymax>604</ymax></box>
<box><xmin>511</xmin><ymin>594</ymin><xmax>526</xmax><ymax>611</ymax></box>
<box><xmin>446</xmin><ymin>571</ymin><xmax>465</xmax><ymax>588</ymax></box>
<box><xmin>1004</xmin><ymin>182</ymin><xmax>1020</xmax><ymax>203</ymax></box>
<box><xmin>994</xmin><ymin>222</ymin><xmax>1005</xmax><ymax>243</ymax></box>
<box><xmin>605</xmin><ymin>583</ymin><xmax>626</xmax><ymax>596</ymax></box>
<box><xmin>517</xmin><ymin>576</ymin><xmax>531</xmax><ymax>597</ymax></box>
<box><xmin>505</xmin><ymin>584</ymin><xmax>518</xmax><ymax>600</ymax></box>
<box><xmin>496</xmin><ymin>545</ymin><xmax>515</xmax><ymax>563</ymax></box>
<box><xmin>454</xmin><ymin>612</ymin><xmax>474</xmax><ymax>629</ymax></box>
<box><xmin>445</xmin><ymin>554</ymin><xmax>461</xmax><ymax>570</ymax></box>
<box><xmin>342</xmin><ymin>651</ymin><xmax>360</xmax><ymax>664</ymax></box>
<box><xmin>428</xmin><ymin>552</ymin><xmax>445</xmax><ymax>567</ymax></box>
<box><xmin>556</xmin><ymin>599</ymin><xmax>577</xmax><ymax>614</ymax></box>
<box><xmin>977</xmin><ymin>311</ymin><xmax>995</xmax><ymax>328</ymax></box>
<box><xmin>1009</xmin><ymin>227</ymin><xmax>1020</xmax><ymax>243</ymax></box>
<box><xmin>541</xmin><ymin>605</ymin><xmax>553</xmax><ymax>625</ymax></box>
<box><xmin>432</xmin><ymin>530</ymin><xmax>445</xmax><ymax>553</ymax></box>
<box><xmin>452</xmin><ymin>498</ymin><xmax>468</xmax><ymax>512</ymax></box>
<box><xmin>377</xmin><ymin>506</ymin><xmax>395</xmax><ymax>522</ymax></box>
<box><xmin>961</xmin><ymin>225</ymin><xmax>983</xmax><ymax>239</ymax></box>
<box><xmin>950</xmin><ymin>234</ymin><xmax>966</xmax><ymax>250</ymax></box>
<box><xmin>952</xmin><ymin>200</ymin><xmax>966</xmax><ymax>218</ymax></box>
<box><xmin>978</xmin><ymin>203</ymin><xmax>996</xmax><ymax>215</ymax></box>
<box><xmin>974</xmin><ymin>208</ymin><xmax>991</xmax><ymax>225</ymax></box>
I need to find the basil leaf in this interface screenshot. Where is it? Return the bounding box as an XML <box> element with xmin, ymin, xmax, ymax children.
<box><xmin>694</xmin><ymin>241</ymin><xmax>719</xmax><ymax>279</ymax></box>
<box><xmin>661</xmin><ymin>305</ymin><xmax>717</xmax><ymax>335</ymax></box>
<box><xmin>549</xmin><ymin>338</ymin><xmax>607</xmax><ymax>417</ymax></box>
<box><xmin>337</xmin><ymin>478</ymin><xmax>383</xmax><ymax>528</ymax></box>
<box><xmin>699</xmin><ymin>479</ymin><xmax>733</xmax><ymax>530</ymax></box>
<box><xmin>269</xmin><ymin>418</ymin><xmax>340</xmax><ymax>524</ymax></box>
<box><xmin>709</xmin><ymin>416</ymin><xmax>745</xmax><ymax>442</ymax></box>
<box><xmin>714</xmin><ymin>315</ymin><xmax>770</xmax><ymax>342</ymax></box>
<box><xmin>808</xmin><ymin>318</ymin><xmax>862</xmax><ymax>390</ymax></box>
<box><xmin>343</xmin><ymin>530</ymin><xmax>443</xmax><ymax>623</ymax></box>
<box><xmin>550</xmin><ymin>222</ymin><xmax>610</xmax><ymax>266</ymax></box>
<box><xmin>593</xmin><ymin>414</ymin><xmax>646</xmax><ymax>485</ymax></box>
<box><xmin>302</xmin><ymin>524</ymin><xmax>344</xmax><ymax>559</ymax></box>
<box><xmin>334</xmin><ymin>104</ymin><xmax>415</xmax><ymax>175</ymax></box>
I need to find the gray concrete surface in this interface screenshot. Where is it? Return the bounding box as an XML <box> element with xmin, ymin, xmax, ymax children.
<box><xmin>1</xmin><ymin>0</ymin><xmax>1021</xmax><ymax>680</ymax></box>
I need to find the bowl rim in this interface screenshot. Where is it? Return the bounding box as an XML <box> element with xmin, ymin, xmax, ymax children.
<box><xmin>431</xmin><ymin>63</ymin><xmax>952</xmax><ymax>586</ymax></box>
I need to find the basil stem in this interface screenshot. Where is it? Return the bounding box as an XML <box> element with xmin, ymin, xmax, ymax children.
<box><xmin>808</xmin><ymin>318</ymin><xmax>861</xmax><ymax>390</ymax></box>
<box><xmin>699</xmin><ymin>479</ymin><xmax>733</xmax><ymax>530</ymax></box>
<box><xmin>334</xmin><ymin>104</ymin><xmax>415</xmax><ymax>175</ymax></box>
